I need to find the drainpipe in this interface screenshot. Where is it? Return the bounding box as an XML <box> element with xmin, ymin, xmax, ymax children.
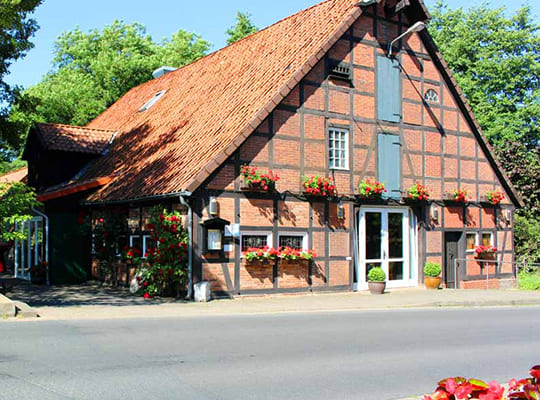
<box><xmin>31</xmin><ymin>207</ymin><xmax>50</xmax><ymax>287</ymax></box>
<box><xmin>179</xmin><ymin>194</ymin><xmax>193</xmax><ymax>300</ymax></box>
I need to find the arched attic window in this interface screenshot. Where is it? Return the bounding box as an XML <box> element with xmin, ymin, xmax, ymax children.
<box><xmin>424</xmin><ymin>89</ymin><xmax>439</xmax><ymax>103</ymax></box>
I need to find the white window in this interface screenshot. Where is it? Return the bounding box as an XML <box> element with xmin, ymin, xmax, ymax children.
<box><xmin>466</xmin><ymin>232</ymin><xmax>478</xmax><ymax>252</ymax></box>
<box><xmin>138</xmin><ymin>90</ymin><xmax>166</xmax><ymax>112</ymax></box>
<box><xmin>278</xmin><ymin>233</ymin><xmax>308</xmax><ymax>250</ymax></box>
<box><xmin>240</xmin><ymin>231</ymin><xmax>273</xmax><ymax>252</ymax></box>
<box><xmin>481</xmin><ymin>232</ymin><xmax>494</xmax><ymax>247</ymax></box>
<box><xmin>329</xmin><ymin>128</ymin><xmax>349</xmax><ymax>170</ymax></box>
<box><xmin>130</xmin><ymin>235</ymin><xmax>154</xmax><ymax>258</ymax></box>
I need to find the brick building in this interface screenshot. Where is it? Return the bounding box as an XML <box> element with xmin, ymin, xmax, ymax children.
<box><xmin>24</xmin><ymin>0</ymin><xmax>522</xmax><ymax>293</ymax></box>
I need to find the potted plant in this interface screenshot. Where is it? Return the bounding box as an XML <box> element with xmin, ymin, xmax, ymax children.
<box><xmin>240</xmin><ymin>165</ymin><xmax>280</xmax><ymax>192</ymax></box>
<box><xmin>475</xmin><ymin>245</ymin><xmax>497</xmax><ymax>259</ymax></box>
<box><xmin>485</xmin><ymin>190</ymin><xmax>504</xmax><ymax>206</ymax></box>
<box><xmin>406</xmin><ymin>182</ymin><xmax>430</xmax><ymax>202</ymax></box>
<box><xmin>367</xmin><ymin>267</ymin><xmax>386</xmax><ymax>295</ymax></box>
<box><xmin>302</xmin><ymin>175</ymin><xmax>337</xmax><ymax>198</ymax></box>
<box><xmin>358</xmin><ymin>178</ymin><xmax>387</xmax><ymax>199</ymax></box>
<box><xmin>424</xmin><ymin>262</ymin><xmax>442</xmax><ymax>290</ymax></box>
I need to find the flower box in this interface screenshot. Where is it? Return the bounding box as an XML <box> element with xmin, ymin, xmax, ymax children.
<box><xmin>405</xmin><ymin>182</ymin><xmax>430</xmax><ymax>202</ymax></box>
<box><xmin>302</xmin><ymin>175</ymin><xmax>337</xmax><ymax>198</ymax></box>
<box><xmin>240</xmin><ymin>166</ymin><xmax>279</xmax><ymax>192</ymax></box>
<box><xmin>483</xmin><ymin>190</ymin><xmax>505</xmax><ymax>206</ymax></box>
<box><xmin>358</xmin><ymin>178</ymin><xmax>387</xmax><ymax>199</ymax></box>
<box><xmin>475</xmin><ymin>245</ymin><xmax>497</xmax><ymax>259</ymax></box>
<box><xmin>445</xmin><ymin>189</ymin><xmax>471</xmax><ymax>203</ymax></box>
<box><xmin>243</xmin><ymin>247</ymin><xmax>279</xmax><ymax>264</ymax></box>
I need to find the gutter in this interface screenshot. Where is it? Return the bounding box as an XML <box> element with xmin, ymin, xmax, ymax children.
<box><xmin>179</xmin><ymin>194</ymin><xmax>194</xmax><ymax>300</ymax></box>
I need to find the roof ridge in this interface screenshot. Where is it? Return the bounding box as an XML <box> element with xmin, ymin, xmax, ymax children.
<box><xmin>38</xmin><ymin>122</ymin><xmax>116</xmax><ymax>134</ymax></box>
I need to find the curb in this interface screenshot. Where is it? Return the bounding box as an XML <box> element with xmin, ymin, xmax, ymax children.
<box><xmin>0</xmin><ymin>293</ymin><xmax>16</xmax><ymax>318</ymax></box>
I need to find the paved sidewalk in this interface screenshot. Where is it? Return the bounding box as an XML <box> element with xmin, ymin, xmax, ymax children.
<box><xmin>4</xmin><ymin>282</ymin><xmax>540</xmax><ymax>321</ymax></box>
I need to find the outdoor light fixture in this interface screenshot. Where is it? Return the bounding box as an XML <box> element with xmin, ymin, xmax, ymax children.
<box><xmin>357</xmin><ymin>0</ymin><xmax>377</xmax><ymax>6</ymax></box>
<box><xmin>430</xmin><ymin>204</ymin><xmax>439</xmax><ymax>223</ymax></box>
<box><xmin>387</xmin><ymin>21</ymin><xmax>426</xmax><ymax>57</ymax></box>
<box><xmin>500</xmin><ymin>208</ymin><xmax>512</xmax><ymax>225</ymax></box>
<box><xmin>337</xmin><ymin>202</ymin><xmax>346</xmax><ymax>220</ymax></box>
<box><xmin>208</xmin><ymin>196</ymin><xmax>219</xmax><ymax>217</ymax></box>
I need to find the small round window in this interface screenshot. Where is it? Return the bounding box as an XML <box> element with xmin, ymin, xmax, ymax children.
<box><xmin>424</xmin><ymin>89</ymin><xmax>439</xmax><ymax>103</ymax></box>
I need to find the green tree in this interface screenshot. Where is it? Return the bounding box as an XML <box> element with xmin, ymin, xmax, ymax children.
<box><xmin>0</xmin><ymin>0</ymin><xmax>42</xmax><ymax>161</ymax></box>
<box><xmin>0</xmin><ymin>182</ymin><xmax>39</xmax><ymax>242</ymax></box>
<box><xmin>9</xmin><ymin>21</ymin><xmax>210</xmax><ymax>151</ymax></box>
<box><xmin>429</xmin><ymin>2</ymin><xmax>539</xmax><ymax>148</ymax></box>
<box><xmin>226</xmin><ymin>12</ymin><xmax>258</xmax><ymax>45</ymax></box>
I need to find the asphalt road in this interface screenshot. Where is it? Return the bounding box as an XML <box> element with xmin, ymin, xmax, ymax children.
<box><xmin>1</xmin><ymin>307</ymin><xmax>540</xmax><ymax>400</ymax></box>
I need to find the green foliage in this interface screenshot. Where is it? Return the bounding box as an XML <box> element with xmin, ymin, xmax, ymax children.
<box><xmin>429</xmin><ymin>2</ymin><xmax>540</xmax><ymax>148</ymax></box>
<box><xmin>514</xmin><ymin>213</ymin><xmax>540</xmax><ymax>265</ymax></box>
<box><xmin>367</xmin><ymin>267</ymin><xmax>386</xmax><ymax>282</ymax></box>
<box><xmin>0</xmin><ymin>158</ymin><xmax>25</xmax><ymax>174</ymax></box>
<box><xmin>518</xmin><ymin>267</ymin><xmax>540</xmax><ymax>291</ymax></box>
<box><xmin>0</xmin><ymin>181</ymin><xmax>39</xmax><ymax>242</ymax></box>
<box><xmin>424</xmin><ymin>262</ymin><xmax>442</xmax><ymax>277</ymax></box>
<box><xmin>226</xmin><ymin>12</ymin><xmax>258</xmax><ymax>45</ymax></box>
<box><xmin>0</xmin><ymin>0</ymin><xmax>42</xmax><ymax>160</ymax></box>
<box><xmin>137</xmin><ymin>207</ymin><xmax>188</xmax><ymax>298</ymax></box>
<box><xmin>9</xmin><ymin>21</ymin><xmax>210</xmax><ymax>152</ymax></box>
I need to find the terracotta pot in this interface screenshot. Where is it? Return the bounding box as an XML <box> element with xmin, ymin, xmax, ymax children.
<box><xmin>424</xmin><ymin>276</ymin><xmax>441</xmax><ymax>290</ymax></box>
<box><xmin>368</xmin><ymin>281</ymin><xmax>386</xmax><ymax>295</ymax></box>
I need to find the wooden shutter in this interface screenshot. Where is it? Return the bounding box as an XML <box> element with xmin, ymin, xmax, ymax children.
<box><xmin>378</xmin><ymin>133</ymin><xmax>401</xmax><ymax>199</ymax></box>
<box><xmin>377</xmin><ymin>56</ymin><xmax>401</xmax><ymax>122</ymax></box>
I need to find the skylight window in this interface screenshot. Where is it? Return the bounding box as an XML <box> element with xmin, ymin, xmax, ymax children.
<box><xmin>138</xmin><ymin>90</ymin><xmax>166</xmax><ymax>112</ymax></box>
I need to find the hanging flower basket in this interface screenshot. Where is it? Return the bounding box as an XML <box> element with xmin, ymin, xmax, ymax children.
<box><xmin>358</xmin><ymin>178</ymin><xmax>387</xmax><ymax>199</ymax></box>
<box><xmin>302</xmin><ymin>175</ymin><xmax>337</xmax><ymax>198</ymax></box>
<box><xmin>240</xmin><ymin>165</ymin><xmax>280</xmax><ymax>192</ymax></box>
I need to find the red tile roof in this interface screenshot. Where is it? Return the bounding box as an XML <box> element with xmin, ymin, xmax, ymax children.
<box><xmin>79</xmin><ymin>0</ymin><xmax>367</xmax><ymax>202</ymax></box>
<box><xmin>36</xmin><ymin>123</ymin><xmax>116</xmax><ymax>155</ymax></box>
<box><xmin>0</xmin><ymin>167</ymin><xmax>28</xmax><ymax>184</ymax></box>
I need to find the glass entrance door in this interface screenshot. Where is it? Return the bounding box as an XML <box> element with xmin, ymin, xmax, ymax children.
<box><xmin>358</xmin><ymin>208</ymin><xmax>410</xmax><ymax>289</ymax></box>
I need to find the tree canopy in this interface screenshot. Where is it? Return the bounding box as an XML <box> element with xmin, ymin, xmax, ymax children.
<box><xmin>226</xmin><ymin>12</ymin><xmax>258</xmax><ymax>45</ymax></box>
<box><xmin>429</xmin><ymin>2</ymin><xmax>540</xmax><ymax>149</ymax></box>
<box><xmin>0</xmin><ymin>0</ymin><xmax>42</xmax><ymax>160</ymax></box>
<box><xmin>8</xmin><ymin>21</ymin><xmax>210</xmax><ymax>151</ymax></box>
<box><xmin>0</xmin><ymin>182</ymin><xmax>39</xmax><ymax>242</ymax></box>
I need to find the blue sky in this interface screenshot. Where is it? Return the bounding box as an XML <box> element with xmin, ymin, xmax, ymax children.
<box><xmin>5</xmin><ymin>0</ymin><xmax>538</xmax><ymax>89</ymax></box>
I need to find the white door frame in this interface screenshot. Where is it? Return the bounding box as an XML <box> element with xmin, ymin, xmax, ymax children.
<box><xmin>356</xmin><ymin>207</ymin><xmax>417</xmax><ymax>290</ymax></box>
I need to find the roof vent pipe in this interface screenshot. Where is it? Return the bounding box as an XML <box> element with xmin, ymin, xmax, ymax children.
<box><xmin>152</xmin><ymin>66</ymin><xmax>178</xmax><ymax>79</ymax></box>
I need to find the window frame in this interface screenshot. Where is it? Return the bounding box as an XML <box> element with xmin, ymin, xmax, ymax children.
<box><xmin>240</xmin><ymin>231</ymin><xmax>273</xmax><ymax>254</ymax></box>
<box><xmin>481</xmin><ymin>232</ymin><xmax>494</xmax><ymax>247</ymax></box>
<box><xmin>278</xmin><ymin>232</ymin><xmax>308</xmax><ymax>251</ymax></box>
<box><xmin>465</xmin><ymin>232</ymin><xmax>479</xmax><ymax>253</ymax></box>
<box><xmin>328</xmin><ymin>127</ymin><xmax>349</xmax><ymax>171</ymax></box>
<box><xmin>424</xmin><ymin>89</ymin><xmax>440</xmax><ymax>103</ymax></box>
<box><xmin>129</xmin><ymin>234</ymin><xmax>154</xmax><ymax>258</ymax></box>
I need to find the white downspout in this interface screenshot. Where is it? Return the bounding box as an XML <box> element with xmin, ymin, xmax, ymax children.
<box><xmin>179</xmin><ymin>194</ymin><xmax>193</xmax><ymax>300</ymax></box>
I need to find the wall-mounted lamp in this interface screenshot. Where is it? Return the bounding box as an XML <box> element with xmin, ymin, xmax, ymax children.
<box><xmin>499</xmin><ymin>208</ymin><xmax>512</xmax><ymax>225</ymax></box>
<box><xmin>388</xmin><ymin>21</ymin><xmax>426</xmax><ymax>57</ymax></box>
<box><xmin>430</xmin><ymin>204</ymin><xmax>439</xmax><ymax>223</ymax></box>
<box><xmin>208</xmin><ymin>196</ymin><xmax>219</xmax><ymax>217</ymax></box>
<box><xmin>357</xmin><ymin>0</ymin><xmax>377</xmax><ymax>6</ymax></box>
<box><xmin>337</xmin><ymin>202</ymin><xmax>346</xmax><ymax>220</ymax></box>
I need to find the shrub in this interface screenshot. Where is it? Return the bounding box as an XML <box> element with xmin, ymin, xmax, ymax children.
<box><xmin>367</xmin><ymin>267</ymin><xmax>386</xmax><ymax>282</ymax></box>
<box><xmin>424</xmin><ymin>262</ymin><xmax>442</xmax><ymax>277</ymax></box>
<box><xmin>518</xmin><ymin>268</ymin><xmax>540</xmax><ymax>291</ymax></box>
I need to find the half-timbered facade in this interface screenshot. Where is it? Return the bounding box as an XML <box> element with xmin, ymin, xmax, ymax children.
<box><xmin>24</xmin><ymin>0</ymin><xmax>522</xmax><ymax>293</ymax></box>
